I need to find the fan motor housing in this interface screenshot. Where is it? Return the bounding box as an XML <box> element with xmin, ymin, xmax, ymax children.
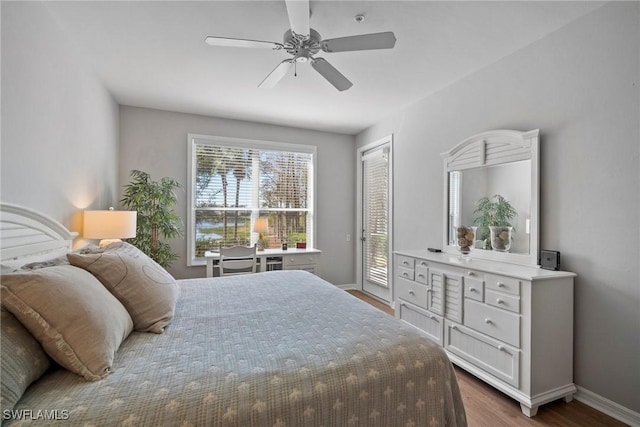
<box><xmin>284</xmin><ymin>29</ymin><xmax>321</xmax><ymax>61</ymax></box>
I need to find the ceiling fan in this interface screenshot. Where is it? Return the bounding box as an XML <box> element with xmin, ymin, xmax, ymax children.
<box><xmin>204</xmin><ymin>0</ymin><xmax>396</xmax><ymax>91</ymax></box>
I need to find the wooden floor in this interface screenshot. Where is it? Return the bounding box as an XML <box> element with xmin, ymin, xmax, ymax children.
<box><xmin>346</xmin><ymin>290</ymin><xmax>629</xmax><ymax>427</ymax></box>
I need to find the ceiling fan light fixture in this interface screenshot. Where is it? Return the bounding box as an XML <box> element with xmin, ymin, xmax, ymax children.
<box><xmin>204</xmin><ymin>0</ymin><xmax>396</xmax><ymax>91</ymax></box>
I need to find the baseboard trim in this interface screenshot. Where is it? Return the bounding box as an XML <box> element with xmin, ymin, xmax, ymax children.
<box><xmin>337</xmin><ymin>283</ymin><xmax>358</xmax><ymax>290</ymax></box>
<box><xmin>575</xmin><ymin>386</ymin><xmax>640</xmax><ymax>426</ymax></box>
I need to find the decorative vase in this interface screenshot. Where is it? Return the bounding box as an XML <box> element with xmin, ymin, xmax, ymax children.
<box><xmin>456</xmin><ymin>225</ymin><xmax>477</xmax><ymax>255</ymax></box>
<box><xmin>256</xmin><ymin>234</ymin><xmax>265</xmax><ymax>251</ymax></box>
<box><xmin>489</xmin><ymin>226</ymin><xmax>513</xmax><ymax>252</ymax></box>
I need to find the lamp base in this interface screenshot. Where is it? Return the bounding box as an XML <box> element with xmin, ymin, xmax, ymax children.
<box><xmin>256</xmin><ymin>237</ymin><xmax>265</xmax><ymax>251</ymax></box>
<box><xmin>98</xmin><ymin>238</ymin><xmax>123</xmax><ymax>248</ymax></box>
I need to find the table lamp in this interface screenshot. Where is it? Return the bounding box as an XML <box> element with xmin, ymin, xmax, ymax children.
<box><xmin>84</xmin><ymin>207</ymin><xmax>137</xmax><ymax>247</ymax></box>
<box><xmin>254</xmin><ymin>218</ymin><xmax>268</xmax><ymax>251</ymax></box>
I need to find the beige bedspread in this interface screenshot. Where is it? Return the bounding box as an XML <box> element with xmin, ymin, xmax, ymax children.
<box><xmin>7</xmin><ymin>270</ymin><xmax>466</xmax><ymax>426</ymax></box>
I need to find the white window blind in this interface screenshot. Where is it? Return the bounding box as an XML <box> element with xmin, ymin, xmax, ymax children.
<box><xmin>362</xmin><ymin>148</ymin><xmax>389</xmax><ymax>288</ymax></box>
<box><xmin>189</xmin><ymin>135</ymin><xmax>314</xmax><ymax>262</ymax></box>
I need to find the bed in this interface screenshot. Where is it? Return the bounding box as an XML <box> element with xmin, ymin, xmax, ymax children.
<box><xmin>0</xmin><ymin>202</ymin><xmax>466</xmax><ymax>426</ymax></box>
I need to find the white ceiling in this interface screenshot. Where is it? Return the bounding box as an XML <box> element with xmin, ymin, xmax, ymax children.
<box><xmin>45</xmin><ymin>1</ymin><xmax>604</xmax><ymax>135</ymax></box>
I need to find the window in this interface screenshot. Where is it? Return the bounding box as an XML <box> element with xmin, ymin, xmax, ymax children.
<box><xmin>187</xmin><ymin>134</ymin><xmax>315</xmax><ymax>265</ymax></box>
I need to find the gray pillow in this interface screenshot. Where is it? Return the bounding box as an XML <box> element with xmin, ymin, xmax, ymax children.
<box><xmin>68</xmin><ymin>242</ymin><xmax>178</xmax><ymax>333</ymax></box>
<box><xmin>19</xmin><ymin>255</ymin><xmax>69</xmax><ymax>270</ymax></box>
<box><xmin>0</xmin><ymin>307</ymin><xmax>51</xmax><ymax>414</ymax></box>
<box><xmin>1</xmin><ymin>266</ymin><xmax>133</xmax><ymax>381</ymax></box>
<box><xmin>0</xmin><ymin>248</ymin><xmax>70</xmax><ymax>274</ymax></box>
<box><xmin>0</xmin><ymin>245</ymin><xmax>101</xmax><ymax>273</ymax></box>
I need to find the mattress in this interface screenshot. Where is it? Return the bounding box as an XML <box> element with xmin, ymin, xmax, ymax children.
<box><xmin>7</xmin><ymin>270</ymin><xmax>466</xmax><ymax>426</ymax></box>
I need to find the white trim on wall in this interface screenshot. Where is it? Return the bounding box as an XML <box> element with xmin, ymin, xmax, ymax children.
<box><xmin>575</xmin><ymin>387</ymin><xmax>640</xmax><ymax>426</ymax></box>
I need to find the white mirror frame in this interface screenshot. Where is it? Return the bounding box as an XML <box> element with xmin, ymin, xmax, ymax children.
<box><xmin>442</xmin><ymin>129</ymin><xmax>540</xmax><ymax>266</ymax></box>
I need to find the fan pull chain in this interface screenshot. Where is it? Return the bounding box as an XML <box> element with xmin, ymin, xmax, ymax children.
<box><xmin>294</xmin><ymin>61</ymin><xmax>297</xmax><ymax>77</ymax></box>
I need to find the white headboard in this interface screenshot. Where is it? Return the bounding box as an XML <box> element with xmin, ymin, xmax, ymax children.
<box><xmin>0</xmin><ymin>203</ymin><xmax>78</xmax><ymax>261</ymax></box>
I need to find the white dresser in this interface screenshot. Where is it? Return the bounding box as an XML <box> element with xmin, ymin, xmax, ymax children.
<box><xmin>394</xmin><ymin>249</ymin><xmax>576</xmax><ymax>417</ymax></box>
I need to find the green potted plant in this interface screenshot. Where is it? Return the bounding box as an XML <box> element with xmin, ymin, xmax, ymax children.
<box><xmin>473</xmin><ymin>194</ymin><xmax>517</xmax><ymax>250</ymax></box>
<box><xmin>121</xmin><ymin>170</ymin><xmax>182</xmax><ymax>268</ymax></box>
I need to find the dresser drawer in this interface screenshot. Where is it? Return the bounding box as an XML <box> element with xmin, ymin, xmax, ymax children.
<box><xmin>485</xmin><ymin>274</ymin><xmax>521</xmax><ymax>296</ymax></box>
<box><xmin>485</xmin><ymin>289</ymin><xmax>520</xmax><ymax>313</ymax></box>
<box><xmin>397</xmin><ymin>266</ymin><xmax>415</xmax><ymax>281</ymax></box>
<box><xmin>445</xmin><ymin>321</ymin><xmax>520</xmax><ymax>387</ymax></box>
<box><xmin>415</xmin><ymin>264</ymin><xmax>429</xmax><ymax>284</ymax></box>
<box><xmin>464</xmin><ymin>277</ymin><xmax>484</xmax><ymax>301</ymax></box>
<box><xmin>283</xmin><ymin>253</ymin><xmax>319</xmax><ymax>267</ymax></box>
<box><xmin>396</xmin><ymin>255</ymin><xmax>415</xmax><ymax>270</ymax></box>
<box><xmin>399</xmin><ymin>301</ymin><xmax>443</xmax><ymax>345</ymax></box>
<box><xmin>414</xmin><ymin>258</ymin><xmax>430</xmax><ymax>269</ymax></box>
<box><xmin>464</xmin><ymin>299</ymin><xmax>520</xmax><ymax>347</ymax></box>
<box><xmin>462</xmin><ymin>268</ymin><xmax>485</xmax><ymax>282</ymax></box>
<box><xmin>396</xmin><ymin>277</ymin><xmax>428</xmax><ymax>309</ymax></box>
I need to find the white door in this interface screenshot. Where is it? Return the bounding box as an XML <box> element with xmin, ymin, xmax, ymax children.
<box><xmin>360</xmin><ymin>140</ymin><xmax>392</xmax><ymax>302</ymax></box>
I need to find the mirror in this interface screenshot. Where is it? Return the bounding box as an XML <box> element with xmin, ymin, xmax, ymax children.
<box><xmin>442</xmin><ymin>129</ymin><xmax>540</xmax><ymax>266</ymax></box>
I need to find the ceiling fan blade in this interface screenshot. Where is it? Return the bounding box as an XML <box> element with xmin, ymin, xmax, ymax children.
<box><xmin>205</xmin><ymin>36</ymin><xmax>283</xmax><ymax>50</ymax></box>
<box><xmin>259</xmin><ymin>60</ymin><xmax>293</xmax><ymax>89</ymax></box>
<box><xmin>285</xmin><ymin>0</ymin><xmax>310</xmax><ymax>38</ymax></box>
<box><xmin>321</xmin><ymin>31</ymin><xmax>397</xmax><ymax>53</ymax></box>
<box><xmin>311</xmin><ymin>58</ymin><xmax>353</xmax><ymax>91</ymax></box>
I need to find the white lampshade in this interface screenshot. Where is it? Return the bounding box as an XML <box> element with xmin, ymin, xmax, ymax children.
<box><xmin>254</xmin><ymin>217</ymin><xmax>268</xmax><ymax>233</ymax></box>
<box><xmin>84</xmin><ymin>209</ymin><xmax>137</xmax><ymax>240</ymax></box>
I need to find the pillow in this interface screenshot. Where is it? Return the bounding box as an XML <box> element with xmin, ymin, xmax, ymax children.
<box><xmin>0</xmin><ymin>248</ymin><xmax>70</xmax><ymax>274</ymax></box>
<box><xmin>1</xmin><ymin>307</ymin><xmax>51</xmax><ymax>413</ymax></box>
<box><xmin>19</xmin><ymin>255</ymin><xmax>69</xmax><ymax>270</ymax></box>
<box><xmin>68</xmin><ymin>242</ymin><xmax>178</xmax><ymax>333</ymax></box>
<box><xmin>1</xmin><ymin>266</ymin><xmax>133</xmax><ymax>381</ymax></box>
<box><xmin>0</xmin><ymin>244</ymin><xmax>101</xmax><ymax>273</ymax></box>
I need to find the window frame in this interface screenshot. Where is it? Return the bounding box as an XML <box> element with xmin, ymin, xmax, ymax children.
<box><xmin>187</xmin><ymin>133</ymin><xmax>317</xmax><ymax>266</ymax></box>
<box><xmin>448</xmin><ymin>170</ymin><xmax>461</xmax><ymax>245</ymax></box>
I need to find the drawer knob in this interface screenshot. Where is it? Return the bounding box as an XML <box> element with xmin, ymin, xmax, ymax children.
<box><xmin>420</xmin><ymin>261</ymin><xmax>428</xmax><ymax>266</ymax></box>
<box><xmin>497</xmin><ymin>282</ymin><xmax>505</xmax><ymax>288</ymax></box>
<box><xmin>451</xmin><ymin>325</ymin><xmax>458</xmax><ymax>331</ymax></box>
<box><xmin>403</xmin><ymin>260</ymin><xmax>410</xmax><ymax>265</ymax></box>
<box><xmin>498</xmin><ymin>345</ymin><xmax>505</xmax><ymax>352</ymax></box>
<box><xmin>497</xmin><ymin>298</ymin><xmax>504</xmax><ymax>305</ymax></box>
<box><xmin>417</xmin><ymin>273</ymin><xmax>425</xmax><ymax>279</ymax></box>
<box><xmin>467</xmin><ymin>271</ymin><xmax>475</xmax><ymax>276</ymax></box>
<box><xmin>408</xmin><ymin>290</ymin><xmax>415</xmax><ymax>296</ymax></box>
<box><xmin>469</xmin><ymin>287</ymin><xmax>477</xmax><ymax>293</ymax></box>
<box><xmin>403</xmin><ymin>272</ymin><xmax>409</xmax><ymax>277</ymax></box>
<box><xmin>484</xmin><ymin>318</ymin><xmax>493</xmax><ymax>325</ymax></box>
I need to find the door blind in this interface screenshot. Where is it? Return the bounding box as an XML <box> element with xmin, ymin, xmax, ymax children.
<box><xmin>362</xmin><ymin>148</ymin><xmax>389</xmax><ymax>288</ymax></box>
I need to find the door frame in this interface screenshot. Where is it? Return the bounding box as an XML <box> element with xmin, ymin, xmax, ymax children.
<box><xmin>356</xmin><ymin>134</ymin><xmax>394</xmax><ymax>305</ymax></box>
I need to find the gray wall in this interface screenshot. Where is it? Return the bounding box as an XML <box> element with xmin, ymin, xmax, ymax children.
<box><xmin>3</xmin><ymin>0</ymin><xmax>637</xmax><ymax>416</ymax></box>
<box><xmin>356</xmin><ymin>2</ymin><xmax>639</xmax><ymax>413</ymax></box>
<box><xmin>119</xmin><ymin>106</ymin><xmax>356</xmax><ymax>285</ymax></box>
<box><xmin>1</xmin><ymin>1</ymin><xmax>120</xmax><ymax>234</ymax></box>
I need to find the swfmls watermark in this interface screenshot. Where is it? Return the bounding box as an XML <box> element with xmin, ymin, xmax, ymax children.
<box><xmin>2</xmin><ymin>409</ymin><xmax>70</xmax><ymax>421</ymax></box>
